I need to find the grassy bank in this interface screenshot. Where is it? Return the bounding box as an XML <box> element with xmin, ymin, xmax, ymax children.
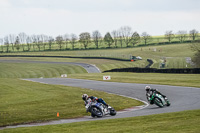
<box><xmin>0</xmin><ymin>43</ymin><xmax>195</xmax><ymax>70</ymax></box>
<box><xmin>1</xmin><ymin>43</ymin><xmax>194</xmax><ymax>58</ymax></box>
<box><xmin>0</xmin><ymin>78</ymin><xmax>143</xmax><ymax>127</ymax></box>
<box><xmin>1</xmin><ymin>109</ymin><xmax>200</xmax><ymax>133</ymax></box>
<box><xmin>0</xmin><ymin>57</ymin><xmax>147</xmax><ymax>72</ymax></box>
<box><xmin>0</xmin><ymin>62</ymin><xmax>87</xmax><ymax>78</ymax></box>
<box><xmin>69</xmin><ymin>73</ymin><xmax>200</xmax><ymax>88</ymax></box>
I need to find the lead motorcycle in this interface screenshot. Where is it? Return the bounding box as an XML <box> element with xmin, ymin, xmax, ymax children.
<box><xmin>147</xmin><ymin>92</ymin><xmax>170</xmax><ymax>108</ymax></box>
<box><xmin>85</xmin><ymin>99</ymin><xmax>116</xmax><ymax>118</ymax></box>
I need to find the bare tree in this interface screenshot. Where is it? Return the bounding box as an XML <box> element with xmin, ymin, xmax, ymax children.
<box><xmin>18</xmin><ymin>32</ymin><xmax>27</xmax><ymax>44</ymax></box>
<box><xmin>119</xmin><ymin>26</ymin><xmax>133</xmax><ymax>47</ymax></box>
<box><xmin>176</xmin><ymin>30</ymin><xmax>187</xmax><ymax>43</ymax></box>
<box><xmin>141</xmin><ymin>32</ymin><xmax>152</xmax><ymax>45</ymax></box>
<box><xmin>8</xmin><ymin>34</ymin><xmax>16</xmax><ymax>51</ymax></box>
<box><xmin>41</xmin><ymin>35</ymin><xmax>48</xmax><ymax>50</ymax></box>
<box><xmin>92</xmin><ymin>30</ymin><xmax>102</xmax><ymax>49</ymax></box>
<box><xmin>165</xmin><ymin>31</ymin><xmax>175</xmax><ymax>43</ymax></box>
<box><xmin>4</xmin><ymin>36</ymin><xmax>9</xmax><ymax>52</ymax></box>
<box><xmin>118</xmin><ymin>30</ymin><xmax>124</xmax><ymax>48</ymax></box>
<box><xmin>63</xmin><ymin>34</ymin><xmax>70</xmax><ymax>49</ymax></box>
<box><xmin>18</xmin><ymin>32</ymin><xmax>27</xmax><ymax>51</ymax></box>
<box><xmin>79</xmin><ymin>32</ymin><xmax>91</xmax><ymax>49</ymax></box>
<box><xmin>111</xmin><ymin>30</ymin><xmax>119</xmax><ymax>48</ymax></box>
<box><xmin>48</xmin><ymin>36</ymin><xmax>54</xmax><ymax>50</ymax></box>
<box><xmin>131</xmin><ymin>32</ymin><xmax>140</xmax><ymax>46</ymax></box>
<box><xmin>104</xmin><ymin>32</ymin><xmax>114</xmax><ymax>48</ymax></box>
<box><xmin>70</xmin><ymin>33</ymin><xmax>78</xmax><ymax>50</ymax></box>
<box><xmin>191</xmin><ymin>41</ymin><xmax>200</xmax><ymax>67</ymax></box>
<box><xmin>15</xmin><ymin>36</ymin><xmax>20</xmax><ymax>51</ymax></box>
<box><xmin>0</xmin><ymin>38</ymin><xmax>4</xmax><ymax>52</ymax></box>
<box><xmin>31</xmin><ymin>35</ymin><xmax>38</xmax><ymax>51</ymax></box>
<box><xmin>56</xmin><ymin>35</ymin><xmax>64</xmax><ymax>50</ymax></box>
<box><xmin>189</xmin><ymin>29</ymin><xmax>199</xmax><ymax>41</ymax></box>
<box><xmin>26</xmin><ymin>36</ymin><xmax>33</xmax><ymax>51</ymax></box>
<box><xmin>36</xmin><ymin>35</ymin><xmax>42</xmax><ymax>51</ymax></box>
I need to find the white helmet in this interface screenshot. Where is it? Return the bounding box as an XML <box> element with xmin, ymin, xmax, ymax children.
<box><xmin>82</xmin><ymin>94</ymin><xmax>88</xmax><ymax>100</ymax></box>
<box><xmin>145</xmin><ymin>86</ymin><xmax>151</xmax><ymax>91</ymax></box>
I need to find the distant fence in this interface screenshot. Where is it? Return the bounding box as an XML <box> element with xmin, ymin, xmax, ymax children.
<box><xmin>103</xmin><ymin>67</ymin><xmax>200</xmax><ymax>74</ymax></box>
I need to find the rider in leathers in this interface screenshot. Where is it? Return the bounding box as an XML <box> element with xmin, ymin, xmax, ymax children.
<box><xmin>82</xmin><ymin>94</ymin><xmax>109</xmax><ymax>107</ymax></box>
<box><xmin>145</xmin><ymin>86</ymin><xmax>167</xmax><ymax>104</ymax></box>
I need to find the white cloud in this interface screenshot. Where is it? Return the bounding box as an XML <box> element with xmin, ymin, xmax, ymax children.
<box><xmin>0</xmin><ymin>0</ymin><xmax>11</xmax><ymax>8</ymax></box>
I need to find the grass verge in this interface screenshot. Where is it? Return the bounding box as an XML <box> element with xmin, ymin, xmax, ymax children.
<box><xmin>1</xmin><ymin>109</ymin><xmax>200</xmax><ymax>133</ymax></box>
<box><xmin>68</xmin><ymin>72</ymin><xmax>200</xmax><ymax>88</ymax></box>
<box><xmin>0</xmin><ymin>62</ymin><xmax>87</xmax><ymax>78</ymax></box>
<box><xmin>0</xmin><ymin>57</ymin><xmax>147</xmax><ymax>72</ymax></box>
<box><xmin>0</xmin><ymin>78</ymin><xmax>143</xmax><ymax>127</ymax></box>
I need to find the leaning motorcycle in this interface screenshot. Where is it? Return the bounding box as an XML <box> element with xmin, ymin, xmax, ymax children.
<box><xmin>148</xmin><ymin>92</ymin><xmax>170</xmax><ymax>108</ymax></box>
<box><xmin>85</xmin><ymin>99</ymin><xmax>116</xmax><ymax>117</ymax></box>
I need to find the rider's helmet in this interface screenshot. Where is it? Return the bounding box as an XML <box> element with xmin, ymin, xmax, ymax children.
<box><xmin>145</xmin><ymin>86</ymin><xmax>151</xmax><ymax>92</ymax></box>
<box><xmin>82</xmin><ymin>94</ymin><xmax>88</xmax><ymax>101</ymax></box>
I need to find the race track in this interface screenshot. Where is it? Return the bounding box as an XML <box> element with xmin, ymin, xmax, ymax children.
<box><xmin>2</xmin><ymin>78</ymin><xmax>200</xmax><ymax>129</ymax></box>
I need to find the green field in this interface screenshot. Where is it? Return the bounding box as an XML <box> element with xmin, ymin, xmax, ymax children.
<box><xmin>0</xmin><ymin>57</ymin><xmax>148</xmax><ymax>73</ymax></box>
<box><xmin>0</xmin><ymin>42</ymin><xmax>199</xmax><ymax>132</ymax></box>
<box><xmin>0</xmin><ymin>78</ymin><xmax>143</xmax><ymax>127</ymax></box>
<box><xmin>1</xmin><ymin>109</ymin><xmax>200</xmax><ymax>133</ymax></box>
<box><xmin>68</xmin><ymin>72</ymin><xmax>200</xmax><ymax>88</ymax></box>
<box><xmin>1</xmin><ymin>43</ymin><xmax>194</xmax><ymax>58</ymax></box>
<box><xmin>1</xmin><ymin>43</ymin><xmax>196</xmax><ymax>70</ymax></box>
<box><xmin>0</xmin><ymin>62</ymin><xmax>87</xmax><ymax>78</ymax></box>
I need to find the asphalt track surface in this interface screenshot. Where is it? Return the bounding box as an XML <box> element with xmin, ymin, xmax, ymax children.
<box><xmin>0</xmin><ymin>60</ymin><xmax>101</xmax><ymax>73</ymax></box>
<box><xmin>2</xmin><ymin>78</ymin><xmax>200</xmax><ymax>129</ymax></box>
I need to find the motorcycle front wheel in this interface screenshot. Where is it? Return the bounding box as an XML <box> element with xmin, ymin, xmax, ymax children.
<box><xmin>109</xmin><ymin>108</ymin><xmax>117</xmax><ymax>116</ymax></box>
<box><xmin>154</xmin><ymin>97</ymin><xmax>164</xmax><ymax>108</ymax></box>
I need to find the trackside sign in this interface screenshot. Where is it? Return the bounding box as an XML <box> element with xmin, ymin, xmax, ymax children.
<box><xmin>103</xmin><ymin>76</ymin><xmax>111</xmax><ymax>80</ymax></box>
<box><xmin>61</xmin><ymin>74</ymin><xmax>67</xmax><ymax>78</ymax></box>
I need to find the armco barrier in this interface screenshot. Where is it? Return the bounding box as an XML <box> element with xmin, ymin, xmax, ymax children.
<box><xmin>103</xmin><ymin>67</ymin><xmax>200</xmax><ymax>74</ymax></box>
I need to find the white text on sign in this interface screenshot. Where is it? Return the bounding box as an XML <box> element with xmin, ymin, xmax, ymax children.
<box><xmin>103</xmin><ymin>76</ymin><xmax>111</xmax><ymax>80</ymax></box>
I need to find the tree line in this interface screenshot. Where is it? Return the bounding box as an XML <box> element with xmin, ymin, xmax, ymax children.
<box><xmin>0</xmin><ymin>26</ymin><xmax>199</xmax><ymax>53</ymax></box>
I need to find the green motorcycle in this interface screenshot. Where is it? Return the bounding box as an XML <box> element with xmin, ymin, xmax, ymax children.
<box><xmin>149</xmin><ymin>92</ymin><xmax>170</xmax><ymax>108</ymax></box>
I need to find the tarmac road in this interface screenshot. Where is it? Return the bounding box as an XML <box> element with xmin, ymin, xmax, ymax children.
<box><xmin>2</xmin><ymin>78</ymin><xmax>199</xmax><ymax>129</ymax></box>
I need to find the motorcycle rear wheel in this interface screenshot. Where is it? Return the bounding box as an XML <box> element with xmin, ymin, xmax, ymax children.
<box><xmin>91</xmin><ymin>107</ymin><xmax>103</xmax><ymax>118</ymax></box>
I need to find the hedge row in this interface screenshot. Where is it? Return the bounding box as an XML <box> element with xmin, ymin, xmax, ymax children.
<box><xmin>103</xmin><ymin>67</ymin><xmax>200</xmax><ymax>74</ymax></box>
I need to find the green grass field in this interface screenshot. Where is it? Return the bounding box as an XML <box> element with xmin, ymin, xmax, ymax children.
<box><xmin>0</xmin><ymin>78</ymin><xmax>143</xmax><ymax>127</ymax></box>
<box><xmin>1</xmin><ymin>43</ymin><xmax>194</xmax><ymax>58</ymax></box>
<box><xmin>1</xmin><ymin>109</ymin><xmax>200</xmax><ymax>133</ymax></box>
<box><xmin>68</xmin><ymin>72</ymin><xmax>200</xmax><ymax>88</ymax></box>
<box><xmin>0</xmin><ymin>43</ymin><xmax>199</xmax><ymax>132</ymax></box>
<box><xmin>0</xmin><ymin>57</ymin><xmax>148</xmax><ymax>72</ymax></box>
<box><xmin>1</xmin><ymin>43</ymin><xmax>196</xmax><ymax>70</ymax></box>
<box><xmin>0</xmin><ymin>62</ymin><xmax>87</xmax><ymax>78</ymax></box>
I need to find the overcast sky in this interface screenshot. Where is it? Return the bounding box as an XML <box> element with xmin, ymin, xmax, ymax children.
<box><xmin>0</xmin><ymin>0</ymin><xmax>200</xmax><ymax>38</ymax></box>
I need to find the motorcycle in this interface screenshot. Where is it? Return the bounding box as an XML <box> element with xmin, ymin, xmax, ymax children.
<box><xmin>147</xmin><ymin>92</ymin><xmax>170</xmax><ymax>108</ymax></box>
<box><xmin>85</xmin><ymin>99</ymin><xmax>116</xmax><ymax>118</ymax></box>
